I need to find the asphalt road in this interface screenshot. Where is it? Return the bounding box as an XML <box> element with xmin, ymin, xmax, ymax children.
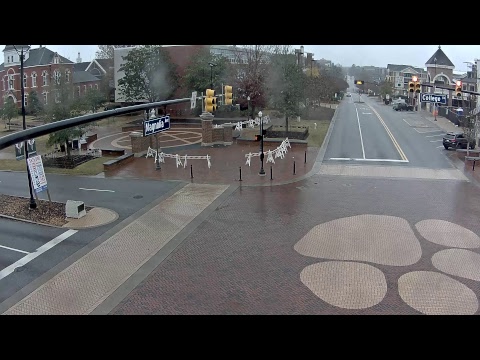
<box><xmin>0</xmin><ymin>173</ymin><xmax>181</xmax><ymax>303</ymax></box>
<box><xmin>325</xmin><ymin>83</ymin><xmax>453</xmax><ymax>169</ymax></box>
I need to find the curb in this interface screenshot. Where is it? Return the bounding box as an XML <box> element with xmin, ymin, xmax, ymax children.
<box><xmin>0</xmin><ymin>213</ymin><xmax>64</xmax><ymax>228</ymax></box>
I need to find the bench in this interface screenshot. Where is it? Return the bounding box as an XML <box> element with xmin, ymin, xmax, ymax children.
<box><xmin>100</xmin><ymin>148</ymin><xmax>125</xmax><ymax>157</ymax></box>
<box><xmin>465</xmin><ymin>156</ymin><xmax>480</xmax><ymax>171</ymax></box>
<box><xmin>465</xmin><ymin>156</ymin><xmax>480</xmax><ymax>161</ymax></box>
<box><xmin>103</xmin><ymin>153</ymin><xmax>134</xmax><ymax>171</ymax></box>
<box><xmin>456</xmin><ymin>149</ymin><xmax>480</xmax><ymax>154</ymax></box>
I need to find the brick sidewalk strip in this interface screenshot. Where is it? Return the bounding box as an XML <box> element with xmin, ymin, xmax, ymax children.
<box><xmin>318</xmin><ymin>164</ymin><xmax>468</xmax><ymax>181</ymax></box>
<box><xmin>2</xmin><ymin>183</ymin><xmax>228</xmax><ymax>315</ymax></box>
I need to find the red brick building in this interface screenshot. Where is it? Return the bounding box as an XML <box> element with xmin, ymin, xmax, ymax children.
<box><xmin>0</xmin><ymin>45</ymin><xmax>101</xmax><ymax>109</ymax></box>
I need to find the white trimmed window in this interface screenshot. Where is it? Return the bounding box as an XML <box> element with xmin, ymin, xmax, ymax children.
<box><xmin>54</xmin><ymin>90</ymin><xmax>60</xmax><ymax>103</ymax></box>
<box><xmin>94</xmin><ymin>84</ymin><xmax>98</xmax><ymax>90</ymax></box>
<box><xmin>2</xmin><ymin>77</ymin><xmax>5</xmax><ymax>90</ymax></box>
<box><xmin>43</xmin><ymin>91</ymin><xmax>48</xmax><ymax>105</ymax></box>
<box><xmin>31</xmin><ymin>72</ymin><xmax>37</xmax><ymax>87</ymax></box>
<box><xmin>23</xmin><ymin>73</ymin><xmax>28</xmax><ymax>88</ymax></box>
<box><xmin>42</xmin><ymin>71</ymin><xmax>48</xmax><ymax>86</ymax></box>
<box><xmin>65</xmin><ymin>69</ymin><xmax>70</xmax><ymax>83</ymax></box>
<box><xmin>53</xmin><ymin>70</ymin><xmax>61</xmax><ymax>85</ymax></box>
<box><xmin>83</xmin><ymin>85</ymin><xmax>87</xmax><ymax>93</ymax></box>
<box><xmin>8</xmin><ymin>74</ymin><xmax>14</xmax><ymax>90</ymax></box>
<box><xmin>77</xmin><ymin>86</ymin><xmax>80</xmax><ymax>97</ymax></box>
<box><xmin>89</xmin><ymin>84</ymin><xmax>92</xmax><ymax>89</ymax></box>
<box><xmin>24</xmin><ymin>94</ymin><xmax>28</xmax><ymax>107</ymax></box>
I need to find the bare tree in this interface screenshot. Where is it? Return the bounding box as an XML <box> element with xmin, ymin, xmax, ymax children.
<box><xmin>229</xmin><ymin>45</ymin><xmax>275</xmax><ymax>118</ymax></box>
<box><xmin>268</xmin><ymin>45</ymin><xmax>304</xmax><ymax>133</ymax></box>
<box><xmin>96</xmin><ymin>45</ymin><xmax>138</xmax><ymax>59</ymax></box>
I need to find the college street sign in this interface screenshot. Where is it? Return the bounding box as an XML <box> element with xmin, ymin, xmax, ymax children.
<box><xmin>420</xmin><ymin>93</ymin><xmax>447</xmax><ymax>105</ymax></box>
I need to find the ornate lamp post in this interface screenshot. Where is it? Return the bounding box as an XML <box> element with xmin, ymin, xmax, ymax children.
<box><xmin>13</xmin><ymin>45</ymin><xmax>36</xmax><ymax>209</ymax></box>
<box><xmin>258</xmin><ymin>111</ymin><xmax>265</xmax><ymax>176</ymax></box>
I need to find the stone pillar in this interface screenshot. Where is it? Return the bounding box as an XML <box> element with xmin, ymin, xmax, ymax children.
<box><xmin>200</xmin><ymin>111</ymin><xmax>214</xmax><ymax>146</ymax></box>
<box><xmin>223</xmin><ymin>125</ymin><xmax>233</xmax><ymax>145</ymax></box>
<box><xmin>130</xmin><ymin>131</ymin><xmax>150</xmax><ymax>156</ymax></box>
<box><xmin>448</xmin><ymin>90</ymin><xmax>453</xmax><ymax>108</ymax></box>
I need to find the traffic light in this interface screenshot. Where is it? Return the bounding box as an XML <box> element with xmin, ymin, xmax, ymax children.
<box><xmin>408</xmin><ymin>81</ymin><xmax>415</xmax><ymax>93</ymax></box>
<box><xmin>455</xmin><ymin>81</ymin><xmax>462</xmax><ymax>97</ymax></box>
<box><xmin>204</xmin><ymin>89</ymin><xmax>217</xmax><ymax>113</ymax></box>
<box><xmin>354</xmin><ymin>80</ymin><xmax>364</xmax><ymax>85</ymax></box>
<box><xmin>224</xmin><ymin>85</ymin><xmax>233</xmax><ymax>105</ymax></box>
<box><xmin>415</xmin><ymin>82</ymin><xmax>421</xmax><ymax>93</ymax></box>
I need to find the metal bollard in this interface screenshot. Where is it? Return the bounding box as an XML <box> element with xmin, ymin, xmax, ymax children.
<box><xmin>304</xmin><ymin>151</ymin><xmax>307</xmax><ymax>164</ymax></box>
<box><xmin>270</xmin><ymin>165</ymin><xmax>273</xmax><ymax>180</ymax></box>
<box><xmin>293</xmin><ymin>161</ymin><xmax>296</xmax><ymax>175</ymax></box>
<box><xmin>190</xmin><ymin>164</ymin><xmax>193</xmax><ymax>178</ymax></box>
<box><xmin>474</xmin><ymin>160</ymin><xmax>476</xmax><ymax>171</ymax></box>
<box><xmin>239</xmin><ymin>166</ymin><xmax>242</xmax><ymax>181</ymax></box>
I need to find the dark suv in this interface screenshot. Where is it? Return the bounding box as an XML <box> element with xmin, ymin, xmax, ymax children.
<box><xmin>393</xmin><ymin>102</ymin><xmax>414</xmax><ymax>111</ymax></box>
<box><xmin>443</xmin><ymin>132</ymin><xmax>476</xmax><ymax>150</ymax></box>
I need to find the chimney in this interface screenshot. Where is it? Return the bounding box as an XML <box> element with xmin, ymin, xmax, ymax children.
<box><xmin>307</xmin><ymin>53</ymin><xmax>313</xmax><ymax>68</ymax></box>
<box><xmin>76</xmin><ymin>52</ymin><xmax>82</xmax><ymax>63</ymax></box>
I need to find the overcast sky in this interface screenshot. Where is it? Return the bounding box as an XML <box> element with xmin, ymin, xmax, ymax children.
<box><xmin>2</xmin><ymin>45</ymin><xmax>479</xmax><ymax>73</ymax></box>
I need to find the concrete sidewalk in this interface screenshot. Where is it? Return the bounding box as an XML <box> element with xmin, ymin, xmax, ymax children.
<box><xmin>1</xmin><ymin>183</ymin><xmax>233</xmax><ymax>315</ymax></box>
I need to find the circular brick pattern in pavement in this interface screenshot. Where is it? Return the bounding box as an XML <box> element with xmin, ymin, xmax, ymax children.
<box><xmin>63</xmin><ymin>207</ymin><xmax>119</xmax><ymax>229</ymax></box>
<box><xmin>300</xmin><ymin>261</ymin><xmax>387</xmax><ymax>309</ymax></box>
<box><xmin>398</xmin><ymin>271</ymin><xmax>478</xmax><ymax>315</ymax></box>
<box><xmin>294</xmin><ymin>215</ymin><xmax>422</xmax><ymax>266</ymax></box>
<box><xmin>415</xmin><ymin>220</ymin><xmax>480</xmax><ymax>249</ymax></box>
<box><xmin>432</xmin><ymin>249</ymin><xmax>480</xmax><ymax>282</ymax></box>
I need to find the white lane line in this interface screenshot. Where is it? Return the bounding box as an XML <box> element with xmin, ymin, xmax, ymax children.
<box><xmin>79</xmin><ymin>188</ymin><xmax>115</xmax><ymax>193</ymax></box>
<box><xmin>0</xmin><ymin>229</ymin><xmax>78</xmax><ymax>281</ymax></box>
<box><xmin>426</xmin><ymin>134</ymin><xmax>444</xmax><ymax>137</ymax></box>
<box><xmin>402</xmin><ymin>118</ymin><xmax>412</xmax><ymax>126</ymax></box>
<box><xmin>430</xmin><ymin>140</ymin><xmax>443</xmax><ymax>142</ymax></box>
<box><xmin>437</xmin><ymin>146</ymin><xmax>444</xmax><ymax>148</ymax></box>
<box><xmin>0</xmin><ymin>245</ymin><xmax>30</xmax><ymax>255</ymax></box>
<box><xmin>329</xmin><ymin>158</ymin><xmax>409</xmax><ymax>163</ymax></box>
<box><xmin>362</xmin><ymin>112</ymin><xmax>372</xmax><ymax>115</ymax></box>
<box><xmin>354</xmin><ymin>105</ymin><xmax>366</xmax><ymax>159</ymax></box>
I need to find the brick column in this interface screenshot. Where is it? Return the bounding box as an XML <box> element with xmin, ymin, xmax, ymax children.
<box><xmin>200</xmin><ymin>112</ymin><xmax>214</xmax><ymax>146</ymax></box>
<box><xmin>223</xmin><ymin>125</ymin><xmax>233</xmax><ymax>145</ymax></box>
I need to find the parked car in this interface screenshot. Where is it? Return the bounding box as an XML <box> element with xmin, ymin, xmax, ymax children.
<box><xmin>443</xmin><ymin>132</ymin><xmax>476</xmax><ymax>150</ymax></box>
<box><xmin>393</xmin><ymin>103</ymin><xmax>414</xmax><ymax>111</ymax></box>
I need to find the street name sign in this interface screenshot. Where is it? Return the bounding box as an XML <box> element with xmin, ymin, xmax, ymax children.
<box><xmin>143</xmin><ymin>115</ymin><xmax>171</xmax><ymax>137</ymax></box>
<box><xmin>420</xmin><ymin>93</ymin><xmax>447</xmax><ymax>105</ymax></box>
<box><xmin>190</xmin><ymin>91</ymin><xmax>197</xmax><ymax>109</ymax></box>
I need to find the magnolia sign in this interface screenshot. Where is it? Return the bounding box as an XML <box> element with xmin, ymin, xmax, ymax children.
<box><xmin>143</xmin><ymin>115</ymin><xmax>170</xmax><ymax>136</ymax></box>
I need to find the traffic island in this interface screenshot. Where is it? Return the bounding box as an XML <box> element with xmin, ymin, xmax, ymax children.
<box><xmin>0</xmin><ymin>194</ymin><xmax>117</xmax><ymax>228</ymax></box>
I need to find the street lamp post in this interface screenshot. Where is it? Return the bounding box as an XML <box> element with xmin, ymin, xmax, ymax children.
<box><xmin>208</xmin><ymin>62</ymin><xmax>216</xmax><ymax>90</ymax></box>
<box><xmin>14</xmin><ymin>45</ymin><xmax>36</xmax><ymax>209</ymax></box>
<box><xmin>434</xmin><ymin>57</ymin><xmax>437</xmax><ymax>121</ymax></box>
<box><xmin>258</xmin><ymin>111</ymin><xmax>265</xmax><ymax>176</ymax></box>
